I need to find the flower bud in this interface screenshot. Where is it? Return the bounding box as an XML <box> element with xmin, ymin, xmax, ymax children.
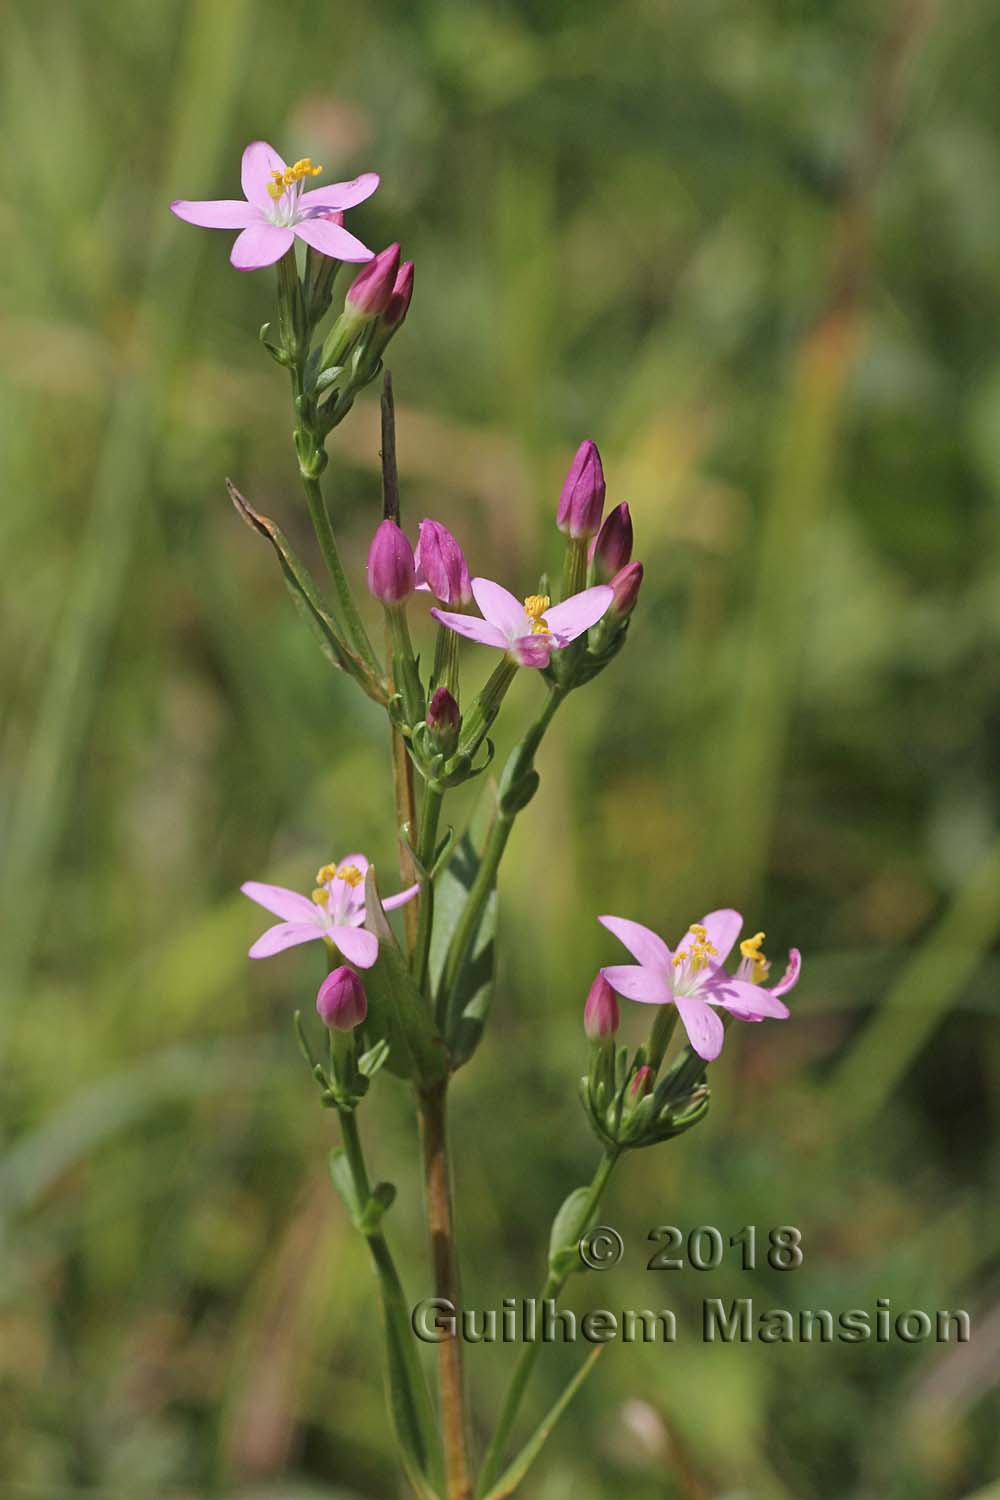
<box><xmin>630</xmin><ymin>1064</ymin><xmax>654</xmax><ymax>1100</ymax></box>
<box><xmin>316</xmin><ymin>966</ymin><xmax>367</xmax><ymax>1031</ymax></box>
<box><xmin>427</xmin><ymin>685</ymin><xmax>461</xmax><ymax>755</ymax></box>
<box><xmin>590</xmin><ymin>503</ymin><xmax>633</xmax><ymax>582</ymax></box>
<box><xmin>367</xmin><ymin>519</ymin><xmax>415</xmax><ymax>605</ymax></box>
<box><xmin>415</xmin><ymin>518</ymin><xmax>472</xmax><ymax>606</ymax></box>
<box><xmin>610</xmin><ymin>560</ymin><xmax>643</xmax><ymax>618</ymax></box>
<box><xmin>556</xmin><ymin>440</ymin><xmax>606</xmax><ymax>540</ymax></box>
<box><xmin>583</xmin><ymin>974</ymin><xmax>620</xmax><ymax>1042</ymax></box>
<box><xmin>346</xmin><ymin>243</ymin><xmax>401</xmax><ymax>320</ymax></box>
<box><xmin>382</xmin><ymin>260</ymin><xmax>414</xmax><ymax>331</ymax></box>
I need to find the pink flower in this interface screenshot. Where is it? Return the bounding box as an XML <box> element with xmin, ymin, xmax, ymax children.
<box><xmin>432</xmin><ymin>577</ymin><xmax>613</xmax><ymax>669</ymax></box>
<box><xmin>316</xmin><ymin>966</ymin><xmax>368</xmax><ymax>1030</ymax></box>
<box><xmin>583</xmin><ymin>974</ymin><xmax>620</xmax><ymax>1041</ymax></box>
<box><xmin>599</xmin><ymin>910</ymin><xmax>799</xmax><ymax>1062</ymax></box>
<box><xmin>383</xmin><ymin>260</ymin><xmax>415</xmax><ymax>330</ymax></box>
<box><xmin>346</xmin><ymin>243</ymin><xmax>401</xmax><ymax>318</ymax></box>
<box><xmin>415</xmin><ymin>519</ymin><xmax>472</xmax><ymax>606</ymax></box>
<box><xmin>590</xmin><ymin>503</ymin><xmax>633</xmax><ymax>582</ymax></box>
<box><xmin>242</xmin><ymin>854</ymin><xmax>418</xmax><ymax>969</ymax></box>
<box><xmin>171</xmin><ymin>141</ymin><xmax>379</xmax><ymax>271</ymax></box>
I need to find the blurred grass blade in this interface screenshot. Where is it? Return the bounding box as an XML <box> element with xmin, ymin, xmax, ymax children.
<box><xmin>479</xmin><ymin>1348</ymin><xmax>603</xmax><ymax>1500</ymax></box>
<box><xmin>0</xmin><ymin>0</ymin><xmax>256</xmax><ymax>1017</ymax></box>
<box><xmin>830</xmin><ymin>832</ymin><xmax>1000</xmax><ymax>1124</ymax></box>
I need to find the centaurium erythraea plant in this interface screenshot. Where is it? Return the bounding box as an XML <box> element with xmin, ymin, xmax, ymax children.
<box><xmin>173</xmin><ymin>137</ymin><xmax>801</xmax><ymax>1500</ymax></box>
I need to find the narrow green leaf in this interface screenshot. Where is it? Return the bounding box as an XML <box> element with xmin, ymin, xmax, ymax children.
<box><xmin>327</xmin><ymin>1146</ymin><xmax>364</xmax><ymax>1229</ymax></box>
<box><xmin>226</xmin><ymin>480</ymin><xmax>385</xmax><ymax>702</ymax></box>
<box><xmin>547</xmin><ymin>1185</ymin><xmax>591</xmax><ymax>1276</ymax></box>
<box><xmin>480</xmin><ymin>1349</ymin><xmax>604</xmax><ymax>1500</ymax></box>
<box><xmin>363</xmin><ymin>866</ymin><xmax>448</xmax><ymax>1085</ymax></box>
<box><xmin>429</xmin><ymin>781</ymin><xmax>499</xmax><ymax>1064</ymax></box>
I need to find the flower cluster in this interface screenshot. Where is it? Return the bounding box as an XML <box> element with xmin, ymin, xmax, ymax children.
<box><xmin>175</xmin><ymin>139</ymin><xmax>802</xmax><ymax>1500</ymax></box>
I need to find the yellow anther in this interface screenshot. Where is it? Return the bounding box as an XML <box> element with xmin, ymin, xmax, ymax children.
<box><xmin>312</xmin><ymin>888</ymin><xmax>329</xmax><ymax>907</ymax></box>
<box><xmin>337</xmin><ymin>864</ymin><xmax>364</xmax><ymax>888</ymax></box>
<box><xmin>740</xmin><ymin>931</ymin><xmax>769</xmax><ymax>984</ymax></box>
<box><xmin>672</xmin><ymin>923</ymin><xmax>718</xmax><ymax>975</ymax></box>
<box><xmin>316</xmin><ymin>862</ymin><xmax>338</xmax><ymax>884</ymax></box>
<box><xmin>524</xmin><ymin>594</ymin><xmax>551</xmax><ymax>636</ymax></box>
<box><xmin>267</xmin><ymin>179</ymin><xmax>283</xmax><ymax>200</ymax></box>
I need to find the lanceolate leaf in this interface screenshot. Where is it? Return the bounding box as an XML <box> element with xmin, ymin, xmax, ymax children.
<box><xmin>430</xmin><ymin>780</ymin><xmax>499</xmax><ymax>1064</ymax></box>
<box><xmin>227</xmin><ymin>479</ymin><xmax>385</xmax><ymax>702</ymax></box>
<box><xmin>479</xmin><ymin>1349</ymin><xmax>604</xmax><ymax>1500</ymax></box>
<box><xmin>363</xmin><ymin>866</ymin><xmax>447</xmax><ymax>1085</ymax></box>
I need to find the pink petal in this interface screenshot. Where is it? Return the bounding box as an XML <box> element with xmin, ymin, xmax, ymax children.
<box><xmin>675</xmin><ymin>996</ymin><xmax>725</xmax><ymax>1060</ymax></box>
<box><xmin>601</xmin><ymin>964</ymin><xmax>673</xmax><ymax>1005</ymax></box>
<box><xmin>249</xmin><ymin>921</ymin><xmax>323</xmax><ymax>959</ymax></box>
<box><xmin>599</xmin><ymin>914</ymin><xmax>672</xmax><ymax>971</ymax></box>
<box><xmin>331</xmin><ymin>925</ymin><xmax>379</xmax><ymax>969</ymax></box>
<box><xmin>430</xmin><ymin>609</ymin><xmax>508</xmax><ymax>650</ymax></box>
<box><xmin>696</xmin><ymin>909</ymin><xmax>743</xmax><ymax>964</ymax></box>
<box><xmin>510</xmin><ymin>634</ymin><xmax>553</xmax><ymax>668</ymax></box>
<box><xmin>712</xmin><ymin>977</ymin><xmax>790</xmax><ymax>1021</ymax></box>
<box><xmin>294</xmin><ymin>216</ymin><xmax>373</xmax><ymax>262</ymax></box>
<box><xmin>242</xmin><ymin>140</ymin><xmax>287</xmax><ymax>210</ymax></box>
<box><xmin>383</xmin><ymin>882</ymin><xmax>420</xmax><ymax>912</ymax></box>
<box><xmin>230</xmin><ymin>223</ymin><xmax>295</xmax><ymax>271</ymax></box>
<box><xmin>171</xmin><ymin>199</ymin><xmax>260</xmax><ymax>229</ymax></box>
<box><xmin>543</xmin><ymin>585</ymin><xmax>613</xmax><ymax>642</ymax></box>
<box><xmin>770</xmin><ymin>948</ymin><xmax>801</xmax><ymax>998</ymax></box>
<box><xmin>470</xmin><ymin>578</ymin><xmax>528</xmax><ymax>638</ymax></box>
<box><xmin>241</xmin><ymin>881</ymin><xmax>321</xmax><ymax>924</ymax></box>
<box><xmin>298</xmin><ymin>172</ymin><xmax>380</xmax><ymax>211</ymax></box>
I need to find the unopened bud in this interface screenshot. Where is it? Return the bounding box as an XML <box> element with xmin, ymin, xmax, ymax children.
<box><xmin>630</xmin><ymin>1064</ymin><xmax>654</xmax><ymax>1100</ymax></box>
<box><xmin>427</xmin><ymin>686</ymin><xmax>461</xmax><ymax>755</ymax></box>
<box><xmin>610</xmin><ymin>560</ymin><xmax>643</xmax><ymax>618</ymax></box>
<box><xmin>346</xmin><ymin>243</ymin><xmax>401</xmax><ymax>320</ymax></box>
<box><xmin>590</xmin><ymin>502</ymin><xmax>633</xmax><ymax>582</ymax></box>
<box><xmin>316</xmin><ymin>966</ymin><xmax>367</xmax><ymax>1031</ymax></box>
<box><xmin>367</xmin><ymin>519</ymin><xmax>415</xmax><ymax>605</ymax></box>
<box><xmin>557</xmin><ymin>440</ymin><xmax>606</xmax><ymax>540</ymax></box>
<box><xmin>415</xmin><ymin>518</ymin><xmax>472</xmax><ymax>606</ymax></box>
<box><xmin>382</xmin><ymin>260</ymin><xmax>414</xmax><ymax>331</ymax></box>
<box><xmin>583</xmin><ymin>974</ymin><xmax>620</xmax><ymax>1042</ymax></box>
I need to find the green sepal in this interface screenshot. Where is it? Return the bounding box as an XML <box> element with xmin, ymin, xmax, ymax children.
<box><xmin>357</xmin><ymin>1038</ymin><xmax>391</xmax><ymax>1079</ymax></box>
<box><xmin>362</xmin><ymin>866</ymin><xmax>448</xmax><ymax>1085</ymax></box>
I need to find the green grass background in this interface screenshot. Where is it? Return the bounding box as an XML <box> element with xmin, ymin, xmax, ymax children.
<box><xmin>2</xmin><ymin>0</ymin><xmax>999</xmax><ymax>1496</ymax></box>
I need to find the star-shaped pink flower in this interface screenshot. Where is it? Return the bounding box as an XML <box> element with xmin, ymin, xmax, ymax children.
<box><xmin>432</xmin><ymin>577</ymin><xmax>612</xmax><ymax>668</ymax></box>
<box><xmin>242</xmin><ymin>853</ymin><xmax>417</xmax><ymax>969</ymax></box>
<box><xmin>171</xmin><ymin>141</ymin><xmax>379</xmax><ymax>270</ymax></box>
<box><xmin>600</xmin><ymin>909</ymin><xmax>799</xmax><ymax>1061</ymax></box>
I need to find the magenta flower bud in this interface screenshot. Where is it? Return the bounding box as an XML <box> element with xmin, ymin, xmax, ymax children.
<box><xmin>556</xmin><ymin>440</ymin><xmax>606</xmax><ymax>540</ymax></box>
<box><xmin>367</xmin><ymin>519</ymin><xmax>415</xmax><ymax>605</ymax></box>
<box><xmin>630</xmin><ymin>1064</ymin><xmax>654</xmax><ymax>1100</ymax></box>
<box><xmin>382</xmin><ymin>260</ymin><xmax>414</xmax><ymax>331</ymax></box>
<box><xmin>610</xmin><ymin>560</ymin><xmax>643</xmax><ymax>618</ymax></box>
<box><xmin>590</xmin><ymin>503</ymin><xmax>633</xmax><ymax>582</ymax></box>
<box><xmin>583</xmin><ymin>974</ymin><xmax>620</xmax><ymax>1042</ymax></box>
<box><xmin>427</xmin><ymin>685</ymin><xmax>460</xmax><ymax>734</ymax></box>
<box><xmin>346</xmin><ymin>242</ymin><xmax>401</xmax><ymax>320</ymax></box>
<box><xmin>415</xmin><ymin>518</ymin><xmax>472</xmax><ymax>606</ymax></box>
<box><xmin>316</xmin><ymin>966</ymin><xmax>368</xmax><ymax>1031</ymax></box>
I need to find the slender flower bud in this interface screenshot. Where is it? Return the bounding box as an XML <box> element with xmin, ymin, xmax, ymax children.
<box><xmin>382</xmin><ymin>260</ymin><xmax>414</xmax><ymax>331</ymax></box>
<box><xmin>316</xmin><ymin>966</ymin><xmax>368</xmax><ymax>1031</ymax></box>
<box><xmin>427</xmin><ymin>685</ymin><xmax>461</xmax><ymax>756</ymax></box>
<box><xmin>346</xmin><ymin>243</ymin><xmax>401</xmax><ymax>320</ymax></box>
<box><xmin>610</xmin><ymin>560</ymin><xmax>643</xmax><ymax>618</ymax></box>
<box><xmin>367</xmin><ymin>519</ymin><xmax>415</xmax><ymax>604</ymax></box>
<box><xmin>590</xmin><ymin>503</ymin><xmax>633</xmax><ymax>582</ymax></box>
<box><xmin>583</xmin><ymin>974</ymin><xmax>620</xmax><ymax>1042</ymax></box>
<box><xmin>557</xmin><ymin>440</ymin><xmax>606</xmax><ymax>540</ymax></box>
<box><xmin>415</xmin><ymin>518</ymin><xmax>472</xmax><ymax>606</ymax></box>
<box><xmin>630</xmin><ymin>1064</ymin><xmax>654</xmax><ymax>1100</ymax></box>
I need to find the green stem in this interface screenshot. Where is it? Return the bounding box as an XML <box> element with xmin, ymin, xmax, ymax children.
<box><xmin>414</xmin><ymin>782</ymin><xmax>445</xmax><ymax>996</ymax></box>
<box><xmin>336</xmin><ymin>1107</ymin><xmax>442</xmax><ymax>1493</ymax></box>
<box><xmin>476</xmin><ymin>1150</ymin><xmax>620</xmax><ymax>1497</ymax></box>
